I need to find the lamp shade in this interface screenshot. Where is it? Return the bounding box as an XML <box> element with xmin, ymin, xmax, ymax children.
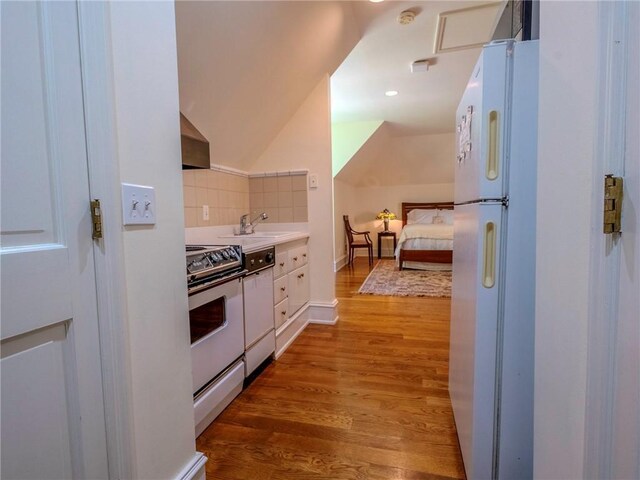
<box><xmin>376</xmin><ymin>208</ymin><xmax>397</xmax><ymax>220</ymax></box>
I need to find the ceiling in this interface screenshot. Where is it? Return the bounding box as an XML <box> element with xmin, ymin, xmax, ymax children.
<box><xmin>175</xmin><ymin>1</ymin><xmax>361</xmax><ymax>171</ymax></box>
<box><xmin>332</xmin><ymin>0</ymin><xmax>503</xmax><ymax>137</ymax></box>
<box><xmin>174</xmin><ymin>0</ymin><xmax>503</xmax><ymax>184</ymax></box>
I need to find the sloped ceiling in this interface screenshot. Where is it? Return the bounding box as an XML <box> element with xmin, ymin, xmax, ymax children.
<box><xmin>336</xmin><ymin>125</ymin><xmax>455</xmax><ymax>187</ymax></box>
<box><xmin>332</xmin><ymin>120</ymin><xmax>383</xmax><ymax>176</ymax></box>
<box><xmin>175</xmin><ymin>1</ymin><xmax>361</xmax><ymax>171</ymax></box>
<box><xmin>332</xmin><ymin>1</ymin><xmax>503</xmax><ymax>187</ymax></box>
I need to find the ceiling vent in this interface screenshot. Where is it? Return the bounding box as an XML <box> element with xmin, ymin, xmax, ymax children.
<box><xmin>434</xmin><ymin>2</ymin><xmax>503</xmax><ymax>53</ymax></box>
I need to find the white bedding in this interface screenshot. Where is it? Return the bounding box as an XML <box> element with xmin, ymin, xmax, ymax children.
<box><xmin>394</xmin><ymin>223</ymin><xmax>454</xmax><ymax>269</ymax></box>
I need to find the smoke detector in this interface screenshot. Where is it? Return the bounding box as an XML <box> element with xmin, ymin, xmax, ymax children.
<box><xmin>398</xmin><ymin>10</ymin><xmax>416</xmax><ymax>25</ymax></box>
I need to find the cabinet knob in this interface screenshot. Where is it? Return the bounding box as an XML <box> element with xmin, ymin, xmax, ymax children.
<box><xmin>280</xmin><ymin>286</ymin><xmax>286</xmax><ymax>291</ymax></box>
<box><xmin>298</xmin><ymin>273</ymin><xmax>304</xmax><ymax>279</ymax></box>
<box><xmin>279</xmin><ymin>262</ymin><xmax>285</xmax><ymax>267</ymax></box>
<box><xmin>293</xmin><ymin>256</ymin><xmax>298</xmax><ymax>261</ymax></box>
<box><xmin>281</xmin><ymin>311</ymin><xmax>286</xmax><ymax>315</ymax></box>
<box><xmin>303</xmin><ymin>253</ymin><xmax>307</xmax><ymax>258</ymax></box>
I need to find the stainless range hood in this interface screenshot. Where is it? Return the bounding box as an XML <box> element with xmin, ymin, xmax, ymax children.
<box><xmin>180</xmin><ymin>113</ymin><xmax>210</xmax><ymax>169</ymax></box>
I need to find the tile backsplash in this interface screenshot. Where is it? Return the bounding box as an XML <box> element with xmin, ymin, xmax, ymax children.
<box><xmin>183</xmin><ymin>169</ymin><xmax>249</xmax><ymax>227</ymax></box>
<box><xmin>249</xmin><ymin>173</ymin><xmax>308</xmax><ymax>223</ymax></box>
<box><xmin>183</xmin><ymin>169</ymin><xmax>308</xmax><ymax>228</ymax></box>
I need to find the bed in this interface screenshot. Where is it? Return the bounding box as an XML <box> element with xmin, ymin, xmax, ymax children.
<box><xmin>396</xmin><ymin>202</ymin><xmax>454</xmax><ymax>270</ymax></box>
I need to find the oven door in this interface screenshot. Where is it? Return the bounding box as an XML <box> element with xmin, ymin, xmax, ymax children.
<box><xmin>189</xmin><ymin>276</ymin><xmax>244</xmax><ymax>394</ymax></box>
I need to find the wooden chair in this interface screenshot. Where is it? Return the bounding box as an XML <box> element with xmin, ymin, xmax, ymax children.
<box><xmin>343</xmin><ymin>215</ymin><xmax>373</xmax><ymax>266</ymax></box>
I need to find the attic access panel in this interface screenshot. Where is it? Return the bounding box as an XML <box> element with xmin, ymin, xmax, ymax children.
<box><xmin>434</xmin><ymin>2</ymin><xmax>504</xmax><ymax>54</ymax></box>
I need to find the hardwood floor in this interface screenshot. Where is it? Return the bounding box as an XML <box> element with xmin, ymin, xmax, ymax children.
<box><xmin>197</xmin><ymin>258</ymin><xmax>466</xmax><ymax>480</ymax></box>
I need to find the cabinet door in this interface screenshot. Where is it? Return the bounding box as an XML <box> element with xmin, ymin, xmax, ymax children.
<box><xmin>243</xmin><ymin>268</ymin><xmax>274</xmax><ymax>347</ymax></box>
<box><xmin>288</xmin><ymin>264</ymin><xmax>310</xmax><ymax>316</ymax></box>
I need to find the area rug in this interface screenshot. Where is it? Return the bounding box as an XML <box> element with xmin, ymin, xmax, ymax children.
<box><xmin>358</xmin><ymin>260</ymin><xmax>452</xmax><ymax>298</ymax></box>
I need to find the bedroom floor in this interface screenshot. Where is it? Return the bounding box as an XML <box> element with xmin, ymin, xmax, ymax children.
<box><xmin>196</xmin><ymin>257</ymin><xmax>466</xmax><ymax>479</ymax></box>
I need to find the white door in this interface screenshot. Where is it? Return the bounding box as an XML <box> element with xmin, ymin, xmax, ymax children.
<box><xmin>1</xmin><ymin>2</ymin><xmax>109</xmax><ymax>479</ymax></box>
<box><xmin>450</xmin><ymin>202</ymin><xmax>503</xmax><ymax>480</ymax></box>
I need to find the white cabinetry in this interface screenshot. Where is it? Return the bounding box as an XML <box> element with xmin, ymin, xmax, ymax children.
<box><xmin>288</xmin><ymin>264</ymin><xmax>310</xmax><ymax>316</ymax></box>
<box><xmin>243</xmin><ymin>267</ymin><xmax>275</xmax><ymax>376</ymax></box>
<box><xmin>273</xmin><ymin>238</ymin><xmax>310</xmax><ymax>357</ymax></box>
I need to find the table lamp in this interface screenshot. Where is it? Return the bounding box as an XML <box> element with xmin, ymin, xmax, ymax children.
<box><xmin>376</xmin><ymin>208</ymin><xmax>396</xmax><ymax>232</ymax></box>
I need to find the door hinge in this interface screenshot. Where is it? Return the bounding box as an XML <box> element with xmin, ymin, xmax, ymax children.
<box><xmin>91</xmin><ymin>199</ymin><xmax>103</xmax><ymax>240</ymax></box>
<box><xmin>603</xmin><ymin>175</ymin><xmax>623</xmax><ymax>234</ymax></box>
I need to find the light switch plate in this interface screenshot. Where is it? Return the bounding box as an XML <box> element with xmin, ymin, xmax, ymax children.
<box><xmin>121</xmin><ymin>183</ymin><xmax>156</xmax><ymax>225</ymax></box>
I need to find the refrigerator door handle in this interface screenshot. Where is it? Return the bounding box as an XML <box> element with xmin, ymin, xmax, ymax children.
<box><xmin>487</xmin><ymin>110</ymin><xmax>499</xmax><ymax>180</ymax></box>
<box><xmin>482</xmin><ymin>221</ymin><xmax>497</xmax><ymax>288</ymax></box>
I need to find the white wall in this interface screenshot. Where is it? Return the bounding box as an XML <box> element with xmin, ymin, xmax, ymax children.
<box><xmin>333</xmin><ymin>178</ymin><xmax>358</xmax><ymax>266</ymax></box>
<box><xmin>333</xmin><ymin>181</ymin><xmax>454</xmax><ymax>263</ymax></box>
<box><xmin>108</xmin><ymin>2</ymin><xmax>197</xmax><ymax>478</ymax></box>
<box><xmin>336</xmin><ymin>132</ymin><xmax>456</xmax><ymax>187</ymax></box>
<box><xmin>534</xmin><ymin>2</ymin><xmax>599</xmax><ymax>478</ymax></box>
<box><xmin>251</xmin><ymin>76</ymin><xmax>336</xmax><ymax>305</ymax></box>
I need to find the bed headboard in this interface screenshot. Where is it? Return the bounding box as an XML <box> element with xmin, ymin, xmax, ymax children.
<box><xmin>401</xmin><ymin>202</ymin><xmax>454</xmax><ymax>226</ymax></box>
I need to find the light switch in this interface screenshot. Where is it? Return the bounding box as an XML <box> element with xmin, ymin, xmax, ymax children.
<box><xmin>309</xmin><ymin>174</ymin><xmax>318</xmax><ymax>189</ymax></box>
<box><xmin>121</xmin><ymin>183</ymin><xmax>156</xmax><ymax>225</ymax></box>
<box><xmin>202</xmin><ymin>205</ymin><xmax>209</xmax><ymax>221</ymax></box>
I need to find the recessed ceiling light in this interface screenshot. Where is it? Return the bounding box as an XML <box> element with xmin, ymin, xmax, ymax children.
<box><xmin>369</xmin><ymin>0</ymin><xmax>384</xmax><ymax>3</ymax></box>
<box><xmin>385</xmin><ymin>90</ymin><xmax>399</xmax><ymax>97</ymax></box>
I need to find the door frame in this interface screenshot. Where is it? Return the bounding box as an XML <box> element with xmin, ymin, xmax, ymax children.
<box><xmin>76</xmin><ymin>3</ymin><xmax>135</xmax><ymax>478</ymax></box>
<box><xmin>584</xmin><ymin>0</ymin><xmax>637</xmax><ymax>477</ymax></box>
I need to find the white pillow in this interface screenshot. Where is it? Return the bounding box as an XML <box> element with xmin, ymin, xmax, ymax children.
<box><xmin>438</xmin><ymin>209</ymin><xmax>454</xmax><ymax>224</ymax></box>
<box><xmin>406</xmin><ymin>209</ymin><xmax>438</xmax><ymax>225</ymax></box>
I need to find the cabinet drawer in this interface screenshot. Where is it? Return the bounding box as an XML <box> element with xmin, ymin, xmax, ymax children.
<box><xmin>274</xmin><ymin>275</ymin><xmax>288</xmax><ymax>304</ymax></box>
<box><xmin>274</xmin><ymin>298</ymin><xmax>289</xmax><ymax>330</ymax></box>
<box><xmin>274</xmin><ymin>251</ymin><xmax>289</xmax><ymax>278</ymax></box>
<box><xmin>289</xmin><ymin>245</ymin><xmax>308</xmax><ymax>271</ymax></box>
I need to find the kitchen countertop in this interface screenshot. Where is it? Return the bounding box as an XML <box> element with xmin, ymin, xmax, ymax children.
<box><xmin>223</xmin><ymin>231</ymin><xmax>309</xmax><ymax>253</ymax></box>
<box><xmin>185</xmin><ymin>226</ymin><xmax>309</xmax><ymax>253</ymax></box>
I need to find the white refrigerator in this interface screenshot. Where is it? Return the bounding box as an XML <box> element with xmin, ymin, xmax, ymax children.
<box><xmin>449</xmin><ymin>40</ymin><xmax>538</xmax><ymax>480</ymax></box>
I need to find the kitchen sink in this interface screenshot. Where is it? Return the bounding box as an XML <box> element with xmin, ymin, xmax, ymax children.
<box><xmin>219</xmin><ymin>231</ymin><xmax>294</xmax><ymax>239</ymax></box>
<box><xmin>245</xmin><ymin>232</ymin><xmax>293</xmax><ymax>238</ymax></box>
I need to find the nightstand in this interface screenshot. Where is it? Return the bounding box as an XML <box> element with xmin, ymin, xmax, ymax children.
<box><xmin>377</xmin><ymin>231</ymin><xmax>397</xmax><ymax>259</ymax></box>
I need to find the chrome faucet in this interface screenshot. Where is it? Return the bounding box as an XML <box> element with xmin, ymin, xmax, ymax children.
<box><xmin>238</xmin><ymin>212</ymin><xmax>268</xmax><ymax>235</ymax></box>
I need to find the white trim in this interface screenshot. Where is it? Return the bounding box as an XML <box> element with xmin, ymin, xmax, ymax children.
<box><xmin>275</xmin><ymin>306</ymin><xmax>309</xmax><ymax>359</ymax></box>
<box><xmin>76</xmin><ymin>2</ymin><xmax>136</xmax><ymax>478</ymax></box>
<box><xmin>248</xmin><ymin>169</ymin><xmax>309</xmax><ymax>178</ymax></box>
<box><xmin>584</xmin><ymin>1</ymin><xmax>630</xmax><ymax>477</ymax></box>
<box><xmin>334</xmin><ymin>254</ymin><xmax>348</xmax><ymax>272</ymax></box>
<box><xmin>308</xmin><ymin>299</ymin><xmax>339</xmax><ymax>325</ymax></box>
<box><xmin>209</xmin><ymin>163</ymin><xmax>248</xmax><ymax>178</ymax></box>
<box><xmin>206</xmin><ymin>164</ymin><xmax>309</xmax><ymax>179</ymax></box>
<box><xmin>174</xmin><ymin>452</ymin><xmax>207</xmax><ymax>480</ymax></box>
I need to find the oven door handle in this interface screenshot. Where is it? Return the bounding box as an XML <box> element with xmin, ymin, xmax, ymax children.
<box><xmin>188</xmin><ymin>270</ymin><xmax>246</xmax><ymax>295</ymax></box>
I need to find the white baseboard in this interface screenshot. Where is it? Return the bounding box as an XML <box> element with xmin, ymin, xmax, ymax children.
<box><xmin>334</xmin><ymin>254</ymin><xmax>348</xmax><ymax>272</ymax></box>
<box><xmin>175</xmin><ymin>452</ymin><xmax>207</xmax><ymax>480</ymax></box>
<box><xmin>275</xmin><ymin>306</ymin><xmax>309</xmax><ymax>358</ymax></box>
<box><xmin>308</xmin><ymin>299</ymin><xmax>339</xmax><ymax>325</ymax></box>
